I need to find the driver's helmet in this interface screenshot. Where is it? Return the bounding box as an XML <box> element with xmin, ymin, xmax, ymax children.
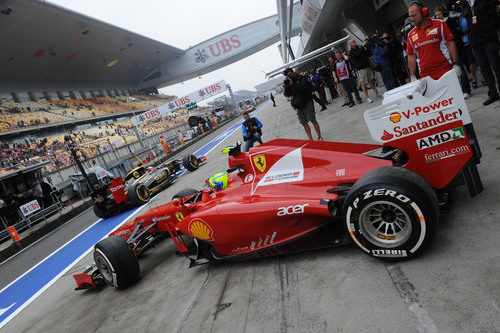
<box><xmin>208</xmin><ymin>172</ymin><xmax>229</xmax><ymax>191</ymax></box>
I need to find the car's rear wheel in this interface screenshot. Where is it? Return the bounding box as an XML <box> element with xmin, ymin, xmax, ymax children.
<box><xmin>127</xmin><ymin>183</ymin><xmax>150</xmax><ymax>206</ymax></box>
<box><xmin>182</xmin><ymin>154</ymin><xmax>200</xmax><ymax>171</ymax></box>
<box><xmin>93</xmin><ymin>204</ymin><xmax>113</xmax><ymax>219</ymax></box>
<box><xmin>93</xmin><ymin>236</ymin><xmax>140</xmax><ymax>289</ymax></box>
<box><xmin>343</xmin><ymin>167</ymin><xmax>438</xmax><ymax>260</ymax></box>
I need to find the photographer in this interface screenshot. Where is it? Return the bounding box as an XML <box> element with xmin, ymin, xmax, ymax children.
<box><xmin>283</xmin><ymin>68</ymin><xmax>323</xmax><ymax>141</ymax></box>
<box><xmin>241</xmin><ymin>111</ymin><xmax>263</xmax><ymax>152</ymax></box>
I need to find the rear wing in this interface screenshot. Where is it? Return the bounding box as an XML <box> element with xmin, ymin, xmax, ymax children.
<box><xmin>364</xmin><ymin>70</ymin><xmax>483</xmax><ymax>196</ymax></box>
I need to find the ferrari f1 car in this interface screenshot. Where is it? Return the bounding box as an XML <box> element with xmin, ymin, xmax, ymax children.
<box><xmin>75</xmin><ymin>71</ymin><xmax>483</xmax><ymax>289</ymax></box>
<box><xmin>91</xmin><ymin>154</ymin><xmax>205</xmax><ymax>218</ymax></box>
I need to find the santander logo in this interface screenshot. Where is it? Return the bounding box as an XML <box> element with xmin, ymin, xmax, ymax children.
<box><xmin>381</xmin><ymin>130</ymin><xmax>394</xmax><ymax>141</ymax></box>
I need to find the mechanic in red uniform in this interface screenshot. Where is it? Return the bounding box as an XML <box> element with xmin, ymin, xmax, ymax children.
<box><xmin>406</xmin><ymin>1</ymin><xmax>461</xmax><ymax>81</ymax></box>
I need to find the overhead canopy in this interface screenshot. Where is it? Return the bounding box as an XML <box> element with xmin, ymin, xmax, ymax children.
<box><xmin>0</xmin><ymin>0</ymin><xmax>184</xmax><ymax>92</ymax></box>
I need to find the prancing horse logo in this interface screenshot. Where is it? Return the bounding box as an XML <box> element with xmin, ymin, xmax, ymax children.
<box><xmin>253</xmin><ymin>155</ymin><xmax>266</xmax><ymax>172</ymax></box>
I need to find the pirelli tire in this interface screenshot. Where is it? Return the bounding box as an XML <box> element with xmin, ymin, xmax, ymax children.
<box><xmin>93</xmin><ymin>236</ymin><xmax>141</xmax><ymax>289</ymax></box>
<box><xmin>93</xmin><ymin>204</ymin><xmax>113</xmax><ymax>219</ymax></box>
<box><xmin>127</xmin><ymin>183</ymin><xmax>150</xmax><ymax>206</ymax></box>
<box><xmin>342</xmin><ymin>167</ymin><xmax>438</xmax><ymax>260</ymax></box>
<box><xmin>182</xmin><ymin>154</ymin><xmax>200</xmax><ymax>172</ymax></box>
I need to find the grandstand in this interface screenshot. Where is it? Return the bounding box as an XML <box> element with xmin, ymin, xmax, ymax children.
<box><xmin>0</xmin><ymin>95</ymin><xmax>173</xmax><ymax>131</ymax></box>
<box><xmin>0</xmin><ymin>99</ymin><xmax>215</xmax><ymax>175</ymax></box>
<box><xmin>0</xmin><ymin>0</ymin><xmax>245</xmax><ymax>232</ymax></box>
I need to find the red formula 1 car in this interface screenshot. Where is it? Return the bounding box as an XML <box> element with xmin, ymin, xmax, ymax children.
<box><xmin>74</xmin><ymin>71</ymin><xmax>483</xmax><ymax>289</ymax></box>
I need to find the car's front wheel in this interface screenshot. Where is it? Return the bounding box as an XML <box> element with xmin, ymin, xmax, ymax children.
<box><xmin>182</xmin><ymin>154</ymin><xmax>200</xmax><ymax>171</ymax></box>
<box><xmin>127</xmin><ymin>183</ymin><xmax>150</xmax><ymax>206</ymax></box>
<box><xmin>93</xmin><ymin>236</ymin><xmax>141</xmax><ymax>288</ymax></box>
<box><xmin>343</xmin><ymin>167</ymin><xmax>438</xmax><ymax>260</ymax></box>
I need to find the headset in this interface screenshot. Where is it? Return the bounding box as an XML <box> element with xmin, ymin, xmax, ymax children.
<box><xmin>410</xmin><ymin>0</ymin><xmax>429</xmax><ymax>17</ymax></box>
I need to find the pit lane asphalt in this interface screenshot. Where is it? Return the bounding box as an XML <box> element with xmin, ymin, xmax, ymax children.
<box><xmin>2</xmin><ymin>92</ymin><xmax>499</xmax><ymax>333</ymax></box>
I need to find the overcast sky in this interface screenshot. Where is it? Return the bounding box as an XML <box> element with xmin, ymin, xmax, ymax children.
<box><xmin>48</xmin><ymin>0</ymin><xmax>286</xmax><ymax>98</ymax></box>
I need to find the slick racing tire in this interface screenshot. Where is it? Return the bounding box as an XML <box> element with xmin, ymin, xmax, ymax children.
<box><xmin>93</xmin><ymin>236</ymin><xmax>141</xmax><ymax>289</ymax></box>
<box><xmin>93</xmin><ymin>204</ymin><xmax>113</xmax><ymax>219</ymax></box>
<box><xmin>343</xmin><ymin>167</ymin><xmax>438</xmax><ymax>260</ymax></box>
<box><xmin>182</xmin><ymin>154</ymin><xmax>200</xmax><ymax>171</ymax></box>
<box><xmin>127</xmin><ymin>183</ymin><xmax>150</xmax><ymax>206</ymax></box>
<box><xmin>172</xmin><ymin>188</ymin><xmax>199</xmax><ymax>200</ymax></box>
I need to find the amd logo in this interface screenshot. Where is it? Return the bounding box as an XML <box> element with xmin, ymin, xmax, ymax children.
<box><xmin>417</xmin><ymin>127</ymin><xmax>465</xmax><ymax>150</ymax></box>
<box><xmin>277</xmin><ymin>204</ymin><xmax>309</xmax><ymax>216</ymax></box>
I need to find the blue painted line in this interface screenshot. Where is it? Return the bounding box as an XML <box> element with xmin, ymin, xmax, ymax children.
<box><xmin>0</xmin><ymin>209</ymin><xmax>140</xmax><ymax>327</ymax></box>
<box><xmin>0</xmin><ymin>100</ymin><xmax>270</xmax><ymax>328</ymax></box>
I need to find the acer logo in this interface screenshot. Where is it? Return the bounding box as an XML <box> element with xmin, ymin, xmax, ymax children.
<box><xmin>110</xmin><ymin>184</ymin><xmax>125</xmax><ymax>192</ymax></box>
<box><xmin>207</xmin><ymin>34</ymin><xmax>241</xmax><ymax>57</ymax></box>
<box><xmin>277</xmin><ymin>204</ymin><xmax>309</xmax><ymax>216</ymax></box>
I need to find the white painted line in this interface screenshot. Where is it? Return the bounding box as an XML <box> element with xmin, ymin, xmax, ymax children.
<box><xmin>0</xmin><ymin>203</ymin><xmax>96</xmax><ymax>266</ymax></box>
<box><xmin>386</xmin><ymin>265</ymin><xmax>438</xmax><ymax>333</ymax></box>
<box><xmin>0</xmin><ymin>205</ymin><xmax>148</xmax><ymax>330</ymax></box>
<box><xmin>0</xmin><ymin>303</ymin><xmax>15</xmax><ymax>317</ymax></box>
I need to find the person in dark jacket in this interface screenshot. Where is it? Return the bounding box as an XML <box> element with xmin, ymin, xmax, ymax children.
<box><xmin>348</xmin><ymin>39</ymin><xmax>381</xmax><ymax>103</ymax></box>
<box><xmin>310</xmin><ymin>70</ymin><xmax>328</xmax><ymax>109</ymax></box>
<box><xmin>373</xmin><ymin>37</ymin><xmax>395</xmax><ymax>91</ymax></box>
<box><xmin>241</xmin><ymin>112</ymin><xmax>263</xmax><ymax>152</ymax></box>
<box><xmin>434</xmin><ymin>6</ymin><xmax>471</xmax><ymax>99</ymax></box>
<box><xmin>283</xmin><ymin>68</ymin><xmax>323</xmax><ymax>140</ymax></box>
<box><xmin>269</xmin><ymin>92</ymin><xmax>276</xmax><ymax>107</ymax></box>
<box><xmin>464</xmin><ymin>0</ymin><xmax>500</xmax><ymax>106</ymax></box>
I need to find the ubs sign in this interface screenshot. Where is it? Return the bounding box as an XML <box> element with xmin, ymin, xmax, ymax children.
<box><xmin>194</xmin><ymin>34</ymin><xmax>241</xmax><ymax>63</ymax></box>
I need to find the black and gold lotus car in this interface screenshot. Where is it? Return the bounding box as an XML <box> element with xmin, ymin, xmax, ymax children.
<box><xmin>92</xmin><ymin>154</ymin><xmax>203</xmax><ymax>218</ymax></box>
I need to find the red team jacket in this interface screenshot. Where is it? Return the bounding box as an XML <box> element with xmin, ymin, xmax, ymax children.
<box><xmin>406</xmin><ymin>18</ymin><xmax>454</xmax><ymax>80</ymax></box>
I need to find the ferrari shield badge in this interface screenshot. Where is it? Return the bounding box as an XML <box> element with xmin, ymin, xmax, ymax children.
<box><xmin>253</xmin><ymin>155</ymin><xmax>266</xmax><ymax>172</ymax></box>
<box><xmin>175</xmin><ymin>212</ymin><xmax>184</xmax><ymax>221</ymax></box>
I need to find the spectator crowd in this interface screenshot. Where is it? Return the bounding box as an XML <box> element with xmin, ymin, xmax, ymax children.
<box><xmin>286</xmin><ymin>0</ymin><xmax>499</xmax><ymax>116</ymax></box>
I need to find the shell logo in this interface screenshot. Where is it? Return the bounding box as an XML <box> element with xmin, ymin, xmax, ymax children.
<box><xmin>389</xmin><ymin>112</ymin><xmax>401</xmax><ymax>123</ymax></box>
<box><xmin>189</xmin><ymin>219</ymin><xmax>214</xmax><ymax>241</ymax></box>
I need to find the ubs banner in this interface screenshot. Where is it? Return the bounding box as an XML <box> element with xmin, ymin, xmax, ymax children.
<box><xmin>131</xmin><ymin>80</ymin><xmax>227</xmax><ymax>126</ymax></box>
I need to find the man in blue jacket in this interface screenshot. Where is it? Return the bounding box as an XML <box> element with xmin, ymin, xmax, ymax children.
<box><xmin>242</xmin><ymin>111</ymin><xmax>263</xmax><ymax>152</ymax></box>
<box><xmin>373</xmin><ymin>37</ymin><xmax>395</xmax><ymax>91</ymax></box>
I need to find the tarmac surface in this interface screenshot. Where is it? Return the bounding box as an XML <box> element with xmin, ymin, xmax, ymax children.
<box><xmin>1</xmin><ymin>87</ymin><xmax>499</xmax><ymax>333</ymax></box>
